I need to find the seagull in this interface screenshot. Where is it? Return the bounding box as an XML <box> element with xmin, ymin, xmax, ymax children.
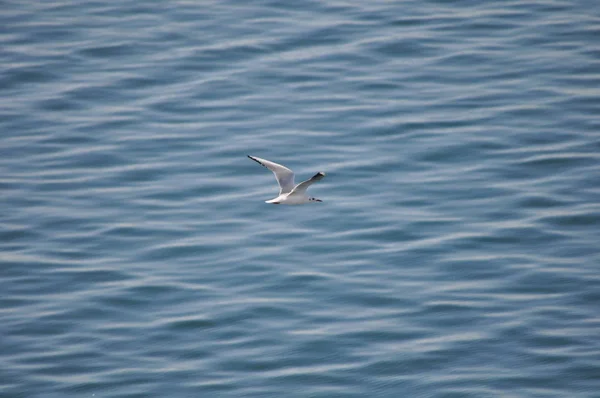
<box><xmin>248</xmin><ymin>155</ymin><xmax>326</xmax><ymax>204</ymax></box>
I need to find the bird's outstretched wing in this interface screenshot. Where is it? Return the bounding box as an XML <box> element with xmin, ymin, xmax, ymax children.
<box><xmin>248</xmin><ymin>155</ymin><xmax>295</xmax><ymax>194</ymax></box>
<box><xmin>290</xmin><ymin>172</ymin><xmax>326</xmax><ymax>195</ymax></box>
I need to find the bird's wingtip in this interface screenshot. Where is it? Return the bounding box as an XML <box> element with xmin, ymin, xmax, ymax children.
<box><xmin>248</xmin><ymin>155</ymin><xmax>262</xmax><ymax>165</ymax></box>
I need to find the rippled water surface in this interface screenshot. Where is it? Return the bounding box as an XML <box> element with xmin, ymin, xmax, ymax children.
<box><xmin>2</xmin><ymin>1</ymin><xmax>600</xmax><ymax>397</ymax></box>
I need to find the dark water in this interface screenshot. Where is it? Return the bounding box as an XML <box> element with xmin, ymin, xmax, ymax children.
<box><xmin>1</xmin><ymin>1</ymin><xmax>599</xmax><ymax>397</ymax></box>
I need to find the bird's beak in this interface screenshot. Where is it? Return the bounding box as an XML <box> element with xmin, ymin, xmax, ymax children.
<box><xmin>315</xmin><ymin>199</ymin><xmax>322</xmax><ymax>202</ymax></box>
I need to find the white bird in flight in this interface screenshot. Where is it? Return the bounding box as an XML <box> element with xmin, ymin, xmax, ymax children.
<box><xmin>248</xmin><ymin>155</ymin><xmax>326</xmax><ymax>204</ymax></box>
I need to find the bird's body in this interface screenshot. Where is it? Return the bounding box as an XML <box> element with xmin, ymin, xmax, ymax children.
<box><xmin>248</xmin><ymin>155</ymin><xmax>325</xmax><ymax>205</ymax></box>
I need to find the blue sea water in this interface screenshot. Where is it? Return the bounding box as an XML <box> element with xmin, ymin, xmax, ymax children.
<box><xmin>1</xmin><ymin>0</ymin><xmax>600</xmax><ymax>397</ymax></box>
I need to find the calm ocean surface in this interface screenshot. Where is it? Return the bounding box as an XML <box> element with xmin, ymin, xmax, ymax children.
<box><xmin>1</xmin><ymin>1</ymin><xmax>599</xmax><ymax>397</ymax></box>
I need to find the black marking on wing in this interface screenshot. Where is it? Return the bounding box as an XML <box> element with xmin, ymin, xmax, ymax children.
<box><xmin>310</xmin><ymin>172</ymin><xmax>326</xmax><ymax>180</ymax></box>
<box><xmin>248</xmin><ymin>155</ymin><xmax>266</xmax><ymax>168</ymax></box>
